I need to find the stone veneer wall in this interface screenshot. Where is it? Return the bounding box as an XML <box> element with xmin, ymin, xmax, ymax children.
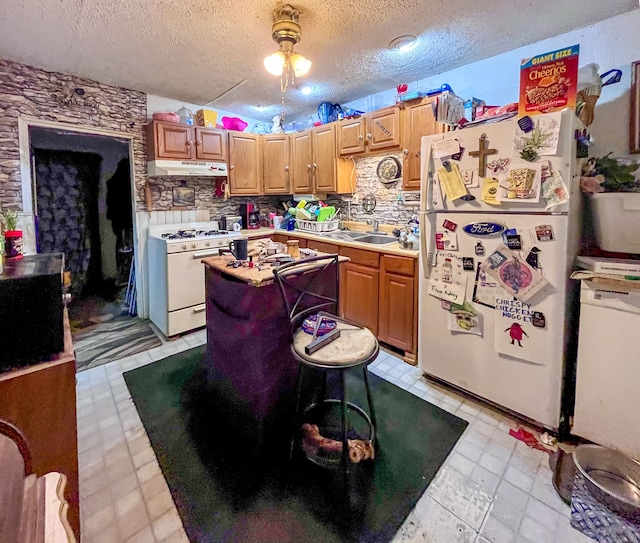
<box><xmin>328</xmin><ymin>152</ymin><xmax>420</xmax><ymax>226</ymax></box>
<box><xmin>0</xmin><ymin>58</ymin><xmax>147</xmax><ymax>211</ymax></box>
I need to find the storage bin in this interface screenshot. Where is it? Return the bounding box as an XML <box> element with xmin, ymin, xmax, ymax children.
<box><xmin>195</xmin><ymin>109</ymin><xmax>218</xmax><ymax>127</ymax></box>
<box><xmin>590</xmin><ymin>193</ymin><xmax>640</xmax><ymax>254</ymax></box>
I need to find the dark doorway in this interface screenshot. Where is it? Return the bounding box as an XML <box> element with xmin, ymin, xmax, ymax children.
<box><xmin>29</xmin><ymin>127</ymin><xmax>134</xmax><ymax>332</ymax></box>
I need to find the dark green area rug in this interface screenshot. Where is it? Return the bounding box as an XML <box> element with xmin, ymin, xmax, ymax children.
<box><xmin>124</xmin><ymin>347</ymin><xmax>468</xmax><ymax>543</ymax></box>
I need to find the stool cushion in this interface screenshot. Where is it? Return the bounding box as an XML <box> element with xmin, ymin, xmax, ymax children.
<box><xmin>293</xmin><ymin>322</ymin><xmax>378</xmax><ymax>366</ymax></box>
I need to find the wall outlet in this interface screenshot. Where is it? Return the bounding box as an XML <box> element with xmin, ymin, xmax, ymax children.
<box><xmin>351</xmin><ymin>194</ymin><xmax>359</xmax><ymax>204</ymax></box>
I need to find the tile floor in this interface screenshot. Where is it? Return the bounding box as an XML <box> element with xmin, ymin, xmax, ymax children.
<box><xmin>76</xmin><ymin>328</ymin><xmax>590</xmax><ymax>543</ymax></box>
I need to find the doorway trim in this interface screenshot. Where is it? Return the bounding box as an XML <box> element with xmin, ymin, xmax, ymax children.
<box><xmin>17</xmin><ymin>116</ymin><xmax>145</xmax><ymax>317</ymax></box>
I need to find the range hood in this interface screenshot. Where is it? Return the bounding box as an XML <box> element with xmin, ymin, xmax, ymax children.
<box><xmin>148</xmin><ymin>159</ymin><xmax>228</xmax><ymax>177</ymax></box>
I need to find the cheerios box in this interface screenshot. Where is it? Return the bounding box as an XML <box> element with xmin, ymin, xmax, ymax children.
<box><xmin>518</xmin><ymin>45</ymin><xmax>579</xmax><ymax>117</ymax></box>
<box><xmin>195</xmin><ymin>109</ymin><xmax>218</xmax><ymax>127</ymax></box>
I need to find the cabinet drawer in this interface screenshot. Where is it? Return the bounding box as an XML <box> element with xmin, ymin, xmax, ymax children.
<box><xmin>381</xmin><ymin>254</ymin><xmax>415</xmax><ymax>277</ymax></box>
<box><xmin>167</xmin><ymin>305</ymin><xmax>206</xmax><ymax>336</ymax></box>
<box><xmin>339</xmin><ymin>246</ymin><xmax>379</xmax><ymax>268</ymax></box>
<box><xmin>271</xmin><ymin>234</ymin><xmax>290</xmax><ymax>244</ymax></box>
<box><xmin>306</xmin><ymin>239</ymin><xmax>340</xmax><ymax>254</ymax></box>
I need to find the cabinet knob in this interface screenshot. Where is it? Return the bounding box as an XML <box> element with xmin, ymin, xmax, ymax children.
<box><xmin>403</xmin><ymin>148</ymin><xmax>409</xmax><ymax>155</ymax></box>
<box><xmin>196</xmin><ymin>140</ymin><xmax>202</xmax><ymax>145</ymax></box>
<box><xmin>358</xmin><ymin>134</ymin><xmax>364</xmax><ymax>140</ymax></box>
<box><xmin>230</xmin><ymin>165</ymin><xmax>235</xmax><ymax>170</ymax></box>
<box><xmin>284</xmin><ymin>166</ymin><xmax>290</xmax><ymax>171</ymax></box>
<box><xmin>366</xmin><ymin>133</ymin><xmax>372</xmax><ymax>140</ymax></box>
<box><xmin>306</xmin><ymin>164</ymin><xmax>311</xmax><ymax>170</ymax></box>
<box><xmin>312</xmin><ymin>163</ymin><xmax>317</xmax><ymax>169</ymax></box>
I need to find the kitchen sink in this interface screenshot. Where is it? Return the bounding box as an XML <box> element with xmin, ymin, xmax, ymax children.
<box><xmin>355</xmin><ymin>234</ymin><xmax>397</xmax><ymax>245</ymax></box>
<box><xmin>322</xmin><ymin>230</ymin><xmax>367</xmax><ymax>240</ymax></box>
<box><xmin>333</xmin><ymin>231</ymin><xmax>367</xmax><ymax>238</ymax></box>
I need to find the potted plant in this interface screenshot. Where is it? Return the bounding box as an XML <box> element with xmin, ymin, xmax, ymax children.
<box><xmin>580</xmin><ymin>154</ymin><xmax>640</xmax><ymax>254</ymax></box>
<box><xmin>0</xmin><ymin>208</ymin><xmax>23</xmax><ymax>260</ymax></box>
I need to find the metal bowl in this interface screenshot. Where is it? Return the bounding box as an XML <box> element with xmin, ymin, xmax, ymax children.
<box><xmin>573</xmin><ymin>444</ymin><xmax>640</xmax><ymax>520</ymax></box>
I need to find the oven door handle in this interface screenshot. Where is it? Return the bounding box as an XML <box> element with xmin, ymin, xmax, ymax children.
<box><xmin>192</xmin><ymin>304</ymin><xmax>206</xmax><ymax>313</ymax></box>
<box><xmin>192</xmin><ymin>250</ymin><xmax>221</xmax><ymax>259</ymax></box>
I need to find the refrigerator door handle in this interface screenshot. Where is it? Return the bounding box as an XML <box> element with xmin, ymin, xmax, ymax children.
<box><xmin>419</xmin><ymin>211</ymin><xmax>434</xmax><ymax>279</ymax></box>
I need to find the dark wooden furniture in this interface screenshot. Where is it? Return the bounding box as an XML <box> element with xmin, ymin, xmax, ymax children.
<box><xmin>0</xmin><ymin>312</ymin><xmax>80</xmax><ymax>541</ymax></box>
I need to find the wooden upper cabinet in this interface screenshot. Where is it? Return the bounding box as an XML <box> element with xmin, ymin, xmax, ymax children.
<box><xmin>152</xmin><ymin>122</ymin><xmax>193</xmax><ymax>159</ymax></box>
<box><xmin>312</xmin><ymin>124</ymin><xmax>338</xmax><ymax>193</ymax></box>
<box><xmin>401</xmin><ymin>97</ymin><xmax>445</xmax><ymax>190</ymax></box>
<box><xmin>291</xmin><ymin>130</ymin><xmax>313</xmax><ymax>193</ymax></box>
<box><xmin>195</xmin><ymin>127</ymin><xmax>226</xmax><ymax>161</ymax></box>
<box><xmin>263</xmin><ymin>135</ymin><xmax>290</xmax><ymax>194</ymax></box>
<box><xmin>337</xmin><ymin>117</ymin><xmax>366</xmax><ymax>155</ymax></box>
<box><xmin>228</xmin><ymin>131</ymin><xmax>262</xmax><ymax>195</ymax></box>
<box><xmin>367</xmin><ymin>106</ymin><xmax>401</xmax><ymax>151</ymax></box>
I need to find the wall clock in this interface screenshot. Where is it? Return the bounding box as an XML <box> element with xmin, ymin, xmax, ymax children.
<box><xmin>377</xmin><ymin>156</ymin><xmax>402</xmax><ymax>184</ymax></box>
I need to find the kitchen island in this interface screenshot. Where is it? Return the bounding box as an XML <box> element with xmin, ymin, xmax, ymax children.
<box><xmin>241</xmin><ymin>225</ymin><xmax>420</xmax><ymax>364</ymax></box>
<box><xmin>200</xmin><ymin>253</ymin><xmax>347</xmax><ymax>458</ymax></box>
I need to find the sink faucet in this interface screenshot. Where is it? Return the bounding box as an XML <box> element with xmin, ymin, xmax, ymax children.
<box><xmin>366</xmin><ymin>219</ymin><xmax>380</xmax><ymax>233</ymax></box>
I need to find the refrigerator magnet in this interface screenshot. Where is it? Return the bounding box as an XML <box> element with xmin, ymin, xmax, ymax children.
<box><xmin>474</xmin><ymin>242</ymin><xmax>485</xmax><ymax>256</ymax></box>
<box><xmin>441</xmin><ymin>300</ymin><xmax>452</xmax><ymax>310</ymax></box>
<box><xmin>505</xmin><ymin>234</ymin><xmax>523</xmax><ymax>250</ymax></box>
<box><xmin>481</xmin><ymin>178</ymin><xmax>501</xmax><ymax>205</ymax></box>
<box><xmin>436</xmin><ymin>230</ymin><xmax>458</xmax><ymax>251</ymax></box>
<box><xmin>451</xmin><ymin>146</ymin><xmax>465</xmax><ymax>161</ymax></box>
<box><xmin>532</xmin><ymin>311</ymin><xmax>546</xmax><ymax>328</ymax></box>
<box><xmin>461</xmin><ymin>169</ymin><xmax>478</xmax><ymax>188</ymax></box>
<box><xmin>442</xmin><ymin>219</ymin><xmax>458</xmax><ymax>232</ymax></box>
<box><xmin>433</xmin><ymin>138</ymin><xmax>461</xmax><ymax>159</ymax></box>
<box><xmin>535</xmin><ymin>225</ymin><xmax>554</xmax><ymax>241</ymax></box>
<box><xmin>462</xmin><ymin>257</ymin><xmax>475</xmax><ymax>271</ymax></box>
<box><xmin>447</xmin><ymin>301</ymin><xmax>482</xmax><ymax>336</ymax></box>
<box><xmin>526</xmin><ymin>247</ymin><xmax>541</xmax><ymax>269</ymax></box>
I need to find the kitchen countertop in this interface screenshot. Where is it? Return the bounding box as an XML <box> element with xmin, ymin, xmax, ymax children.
<box><xmin>239</xmin><ymin>225</ymin><xmax>419</xmax><ymax>259</ymax></box>
<box><xmin>202</xmin><ymin>253</ymin><xmax>350</xmax><ymax>287</ymax></box>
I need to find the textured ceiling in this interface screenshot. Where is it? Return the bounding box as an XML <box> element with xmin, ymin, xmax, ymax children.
<box><xmin>0</xmin><ymin>0</ymin><xmax>637</xmax><ymax>122</ymax></box>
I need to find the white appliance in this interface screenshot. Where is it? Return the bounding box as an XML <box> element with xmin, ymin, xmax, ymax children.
<box><xmin>418</xmin><ymin>109</ymin><xmax>583</xmax><ymax>430</ymax></box>
<box><xmin>148</xmin><ymin>222</ymin><xmax>242</xmax><ymax>337</ymax></box>
<box><xmin>147</xmin><ymin>159</ymin><xmax>228</xmax><ymax>177</ymax></box>
<box><xmin>573</xmin><ymin>276</ymin><xmax>640</xmax><ymax>460</ymax></box>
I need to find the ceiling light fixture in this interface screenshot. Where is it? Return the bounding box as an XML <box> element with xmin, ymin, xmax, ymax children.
<box><xmin>388</xmin><ymin>35</ymin><xmax>418</xmax><ymax>52</ymax></box>
<box><xmin>297</xmin><ymin>84</ymin><xmax>314</xmax><ymax>95</ymax></box>
<box><xmin>254</xmin><ymin>104</ymin><xmax>269</xmax><ymax>111</ymax></box>
<box><xmin>264</xmin><ymin>4</ymin><xmax>311</xmax><ymax>94</ymax></box>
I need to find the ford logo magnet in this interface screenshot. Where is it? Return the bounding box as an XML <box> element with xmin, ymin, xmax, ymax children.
<box><xmin>462</xmin><ymin>222</ymin><xmax>506</xmax><ymax>236</ymax></box>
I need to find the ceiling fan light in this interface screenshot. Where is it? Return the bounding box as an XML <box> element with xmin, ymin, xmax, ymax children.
<box><xmin>290</xmin><ymin>53</ymin><xmax>311</xmax><ymax>77</ymax></box>
<box><xmin>264</xmin><ymin>51</ymin><xmax>285</xmax><ymax>76</ymax></box>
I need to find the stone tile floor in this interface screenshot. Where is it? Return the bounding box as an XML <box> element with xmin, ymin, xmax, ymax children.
<box><xmin>77</xmin><ymin>328</ymin><xmax>591</xmax><ymax>543</ymax></box>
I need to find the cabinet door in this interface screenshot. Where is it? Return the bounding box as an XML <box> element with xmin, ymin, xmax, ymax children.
<box><xmin>340</xmin><ymin>262</ymin><xmax>379</xmax><ymax>335</ymax></box>
<box><xmin>337</xmin><ymin>117</ymin><xmax>366</xmax><ymax>155</ymax></box>
<box><xmin>291</xmin><ymin>131</ymin><xmax>313</xmax><ymax>193</ymax></box>
<box><xmin>367</xmin><ymin>106</ymin><xmax>401</xmax><ymax>151</ymax></box>
<box><xmin>195</xmin><ymin>128</ymin><xmax>226</xmax><ymax>161</ymax></box>
<box><xmin>313</xmin><ymin>124</ymin><xmax>338</xmax><ymax>193</ymax></box>
<box><xmin>228</xmin><ymin>132</ymin><xmax>262</xmax><ymax>195</ymax></box>
<box><xmin>155</xmin><ymin>122</ymin><xmax>194</xmax><ymax>159</ymax></box>
<box><xmin>379</xmin><ymin>271</ymin><xmax>414</xmax><ymax>352</ymax></box>
<box><xmin>401</xmin><ymin>98</ymin><xmax>443</xmax><ymax>190</ymax></box>
<box><xmin>263</xmin><ymin>135</ymin><xmax>290</xmax><ymax>194</ymax></box>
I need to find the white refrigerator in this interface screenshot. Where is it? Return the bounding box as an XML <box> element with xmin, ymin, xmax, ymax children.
<box><xmin>418</xmin><ymin>109</ymin><xmax>583</xmax><ymax>431</ymax></box>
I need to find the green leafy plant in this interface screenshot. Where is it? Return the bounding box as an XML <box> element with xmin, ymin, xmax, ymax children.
<box><xmin>519</xmin><ymin>124</ymin><xmax>550</xmax><ymax>162</ymax></box>
<box><xmin>592</xmin><ymin>153</ymin><xmax>640</xmax><ymax>192</ymax></box>
<box><xmin>0</xmin><ymin>209</ymin><xmax>19</xmax><ymax>232</ymax></box>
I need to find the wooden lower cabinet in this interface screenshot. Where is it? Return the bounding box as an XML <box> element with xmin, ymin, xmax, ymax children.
<box><xmin>379</xmin><ymin>255</ymin><xmax>418</xmax><ymax>363</ymax></box>
<box><xmin>340</xmin><ymin>262</ymin><xmax>379</xmax><ymax>336</ymax></box>
<box><xmin>305</xmin><ymin>239</ymin><xmax>340</xmax><ymax>254</ymax></box>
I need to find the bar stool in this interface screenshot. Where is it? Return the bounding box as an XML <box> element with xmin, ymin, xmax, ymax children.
<box><xmin>273</xmin><ymin>255</ymin><xmax>379</xmax><ymax>480</ymax></box>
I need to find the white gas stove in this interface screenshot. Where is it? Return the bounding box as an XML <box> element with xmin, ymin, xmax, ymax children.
<box><xmin>148</xmin><ymin>222</ymin><xmax>244</xmax><ymax>337</ymax></box>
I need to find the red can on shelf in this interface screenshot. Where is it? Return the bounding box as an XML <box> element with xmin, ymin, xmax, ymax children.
<box><xmin>4</xmin><ymin>230</ymin><xmax>23</xmax><ymax>259</ymax></box>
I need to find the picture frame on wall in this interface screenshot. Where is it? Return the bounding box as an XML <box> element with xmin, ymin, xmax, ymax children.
<box><xmin>172</xmin><ymin>186</ymin><xmax>195</xmax><ymax>207</ymax></box>
<box><xmin>631</xmin><ymin>60</ymin><xmax>640</xmax><ymax>154</ymax></box>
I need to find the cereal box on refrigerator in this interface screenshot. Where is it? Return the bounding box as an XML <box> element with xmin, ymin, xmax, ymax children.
<box><xmin>519</xmin><ymin>45</ymin><xmax>579</xmax><ymax>117</ymax></box>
